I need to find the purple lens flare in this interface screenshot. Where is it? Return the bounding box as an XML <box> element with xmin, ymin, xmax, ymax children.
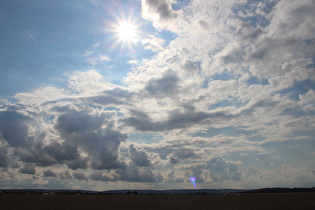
<box><xmin>189</xmin><ymin>176</ymin><xmax>197</xmax><ymax>189</ymax></box>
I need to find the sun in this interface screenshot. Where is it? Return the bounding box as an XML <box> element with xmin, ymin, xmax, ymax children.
<box><xmin>116</xmin><ymin>22</ymin><xmax>138</xmax><ymax>41</ymax></box>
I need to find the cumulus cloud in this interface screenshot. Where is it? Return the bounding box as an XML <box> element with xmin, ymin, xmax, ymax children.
<box><xmin>180</xmin><ymin>157</ymin><xmax>241</xmax><ymax>184</ymax></box>
<box><xmin>129</xmin><ymin>144</ymin><xmax>152</xmax><ymax>167</ymax></box>
<box><xmin>141</xmin><ymin>36</ymin><xmax>165</xmax><ymax>52</ymax></box>
<box><xmin>0</xmin><ymin>110</ymin><xmax>31</xmax><ymax>147</ymax></box>
<box><xmin>54</xmin><ymin>108</ymin><xmax>127</xmax><ymax>170</ymax></box>
<box><xmin>116</xmin><ymin>163</ymin><xmax>163</xmax><ymax>183</ymax></box>
<box><xmin>172</xmin><ymin>148</ymin><xmax>199</xmax><ymax>161</ymax></box>
<box><xmin>43</xmin><ymin>169</ymin><xmax>57</xmax><ymax>178</ymax></box>
<box><xmin>123</xmin><ymin>109</ymin><xmax>233</xmax><ymax>132</ymax></box>
<box><xmin>58</xmin><ymin>170</ymin><xmax>73</xmax><ymax>179</ymax></box>
<box><xmin>20</xmin><ymin>163</ymin><xmax>36</xmax><ymax>175</ymax></box>
<box><xmin>144</xmin><ymin>69</ymin><xmax>180</xmax><ymax>98</ymax></box>
<box><xmin>0</xmin><ymin>147</ymin><xmax>9</xmax><ymax>167</ymax></box>
<box><xmin>167</xmin><ymin>170</ymin><xmax>184</xmax><ymax>183</ymax></box>
<box><xmin>90</xmin><ymin>171</ymin><xmax>117</xmax><ymax>182</ymax></box>
<box><xmin>206</xmin><ymin>158</ymin><xmax>241</xmax><ymax>181</ymax></box>
<box><xmin>142</xmin><ymin>0</ymin><xmax>179</xmax><ymax>24</ymax></box>
<box><xmin>73</xmin><ymin>172</ymin><xmax>88</xmax><ymax>181</ymax></box>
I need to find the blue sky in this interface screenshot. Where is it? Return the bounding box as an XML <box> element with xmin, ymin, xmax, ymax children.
<box><xmin>0</xmin><ymin>0</ymin><xmax>314</xmax><ymax>190</ymax></box>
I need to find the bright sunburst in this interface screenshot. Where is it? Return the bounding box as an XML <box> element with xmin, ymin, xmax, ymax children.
<box><xmin>116</xmin><ymin>22</ymin><xmax>138</xmax><ymax>41</ymax></box>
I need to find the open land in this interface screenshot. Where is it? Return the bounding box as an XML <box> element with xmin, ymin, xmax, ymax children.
<box><xmin>1</xmin><ymin>193</ymin><xmax>315</xmax><ymax>210</ymax></box>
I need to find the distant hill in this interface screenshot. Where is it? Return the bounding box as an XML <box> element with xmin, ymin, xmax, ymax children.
<box><xmin>1</xmin><ymin>187</ymin><xmax>314</xmax><ymax>195</ymax></box>
<box><xmin>243</xmin><ymin>187</ymin><xmax>315</xmax><ymax>194</ymax></box>
<box><xmin>104</xmin><ymin>189</ymin><xmax>246</xmax><ymax>195</ymax></box>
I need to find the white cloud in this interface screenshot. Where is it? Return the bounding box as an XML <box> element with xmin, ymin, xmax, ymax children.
<box><xmin>141</xmin><ymin>0</ymin><xmax>184</xmax><ymax>32</ymax></box>
<box><xmin>99</xmin><ymin>55</ymin><xmax>111</xmax><ymax>62</ymax></box>
<box><xmin>141</xmin><ymin>36</ymin><xmax>165</xmax><ymax>52</ymax></box>
<box><xmin>14</xmin><ymin>86</ymin><xmax>69</xmax><ymax>105</ymax></box>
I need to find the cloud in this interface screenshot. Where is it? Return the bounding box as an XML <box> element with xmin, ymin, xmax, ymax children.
<box><xmin>180</xmin><ymin>157</ymin><xmax>241</xmax><ymax>184</ymax></box>
<box><xmin>85</xmin><ymin>87</ymin><xmax>132</xmax><ymax>106</ymax></box>
<box><xmin>15</xmin><ymin>86</ymin><xmax>69</xmax><ymax>105</ymax></box>
<box><xmin>129</xmin><ymin>144</ymin><xmax>152</xmax><ymax>167</ymax></box>
<box><xmin>0</xmin><ymin>110</ymin><xmax>31</xmax><ymax>147</ymax></box>
<box><xmin>43</xmin><ymin>169</ymin><xmax>58</xmax><ymax>178</ymax></box>
<box><xmin>142</xmin><ymin>0</ymin><xmax>178</xmax><ymax>21</ymax></box>
<box><xmin>67</xmin><ymin>158</ymin><xmax>89</xmax><ymax>170</ymax></box>
<box><xmin>54</xmin><ymin>108</ymin><xmax>128</xmax><ymax>170</ymax></box>
<box><xmin>123</xmin><ymin>109</ymin><xmax>233</xmax><ymax>132</ymax></box>
<box><xmin>206</xmin><ymin>157</ymin><xmax>241</xmax><ymax>181</ymax></box>
<box><xmin>65</xmin><ymin>70</ymin><xmax>114</xmax><ymax>96</ymax></box>
<box><xmin>58</xmin><ymin>170</ymin><xmax>73</xmax><ymax>180</ymax></box>
<box><xmin>22</xmin><ymin>32</ymin><xmax>36</xmax><ymax>43</ymax></box>
<box><xmin>20</xmin><ymin>163</ymin><xmax>36</xmax><ymax>175</ymax></box>
<box><xmin>145</xmin><ymin>69</ymin><xmax>180</xmax><ymax>98</ymax></box>
<box><xmin>99</xmin><ymin>55</ymin><xmax>111</xmax><ymax>62</ymax></box>
<box><xmin>141</xmin><ymin>0</ymin><xmax>182</xmax><ymax>31</ymax></box>
<box><xmin>141</xmin><ymin>36</ymin><xmax>165</xmax><ymax>52</ymax></box>
<box><xmin>90</xmin><ymin>171</ymin><xmax>117</xmax><ymax>182</ymax></box>
<box><xmin>116</xmin><ymin>163</ymin><xmax>163</xmax><ymax>183</ymax></box>
<box><xmin>73</xmin><ymin>172</ymin><xmax>88</xmax><ymax>181</ymax></box>
<box><xmin>167</xmin><ymin>171</ymin><xmax>184</xmax><ymax>183</ymax></box>
<box><xmin>172</xmin><ymin>148</ymin><xmax>199</xmax><ymax>160</ymax></box>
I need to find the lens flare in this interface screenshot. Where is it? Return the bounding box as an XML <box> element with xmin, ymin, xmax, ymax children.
<box><xmin>189</xmin><ymin>175</ymin><xmax>197</xmax><ymax>189</ymax></box>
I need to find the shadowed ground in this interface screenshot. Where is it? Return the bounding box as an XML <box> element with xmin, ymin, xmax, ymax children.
<box><xmin>1</xmin><ymin>193</ymin><xmax>315</xmax><ymax>209</ymax></box>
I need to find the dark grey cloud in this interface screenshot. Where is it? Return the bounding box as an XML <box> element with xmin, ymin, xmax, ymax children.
<box><xmin>143</xmin><ymin>0</ymin><xmax>178</xmax><ymax>20</ymax></box>
<box><xmin>145</xmin><ymin>69</ymin><xmax>180</xmax><ymax>98</ymax></box>
<box><xmin>180</xmin><ymin>158</ymin><xmax>241</xmax><ymax>183</ymax></box>
<box><xmin>207</xmin><ymin>157</ymin><xmax>241</xmax><ymax>181</ymax></box>
<box><xmin>58</xmin><ymin>170</ymin><xmax>73</xmax><ymax>179</ymax></box>
<box><xmin>14</xmin><ymin>142</ymin><xmax>57</xmax><ymax>167</ymax></box>
<box><xmin>222</xmin><ymin>49</ymin><xmax>245</xmax><ymax>64</ymax></box>
<box><xmin>43</xmin><ymin>142</ymin><xmax>79</xmax><ymax>163</ymax></box>
<box><xmin>43</xmin><ymin>169</ymin><xmax>57</xmax><ymax>178</ymax></box>
<box><xmin>182</xmin><ymin>60</ymin><xmax>201</xmax><ymax>73</ymax></box>
<box><xmin>0</xmin><ymin>110</ymin><xmax>31</xmax><ymax>147</ymax></box>
<box><xmin>54</xmin><ymin>109</ymin><xmax>105</xmax><ymax>135</ymax></box>
<box><xmin>123</xmin><ymin>109</ymin><xmax>233</xmax><ymax>132</ymax></box>
<box><xmin>66</xmin><ymin>158</ymin><xmax>88</xmax><ymax>170</ymax></box>
<box><xmin>235</xmin><ymin>22</ymin><xmax>263</xmax><ymax>42</ymax></box>
<box><xmin>20</xmin><ymin>163</ymin><xmax>36</xmax><ymax>175</ymax></box>
<box><xmin>168</xmin><ymin>156</ymin><xmax>179</xmax><ymax>165</ymax></box>
<box><xmin>90</xmin><ymin>171</ymin><xmax>117</xmax><ymax>182</ymax></box>
<box><xmin>172</xmin><ymin>149</ymin><xmax>199</xmax><ymax>160</ymax></box>
<box><xmin>167</xmin><ymin>171</ymin><xmax>184</xmax><ymax>183</ymax></box>
<box><xmin>185</xmin><ymin>165</ymin><xmax>205</xmax><ymax>183</ymax></box>
<box><xmin>0</xmin><ymin>105</ymin><xmax>127</xmax><ymax>172</ymax></box>
<box><xmin>0</xmin><ymin>147</ymin><xmax>9</xmax><ymax>167</ymax></box>
<box><xmin>73</xmin><ymin>172</ymin><xmax>88</xmax><ymax>181</ymax></box>
<box><xmin>129</xmin><ymin>144</ymin><xmax>152</xmax><ymax>167</ymax></box>
<box><xmin>279</xmin><ymin>1</ymin><xmax>315</xmax><ymax>35</ymax></box>
<box><xmin>81</xmin><ymin>130</ymin><xmax>127</xmax><ymax>170</ymax></box>
<box><xmin>54</xmin><ymin>108</ymin><xmax>128</xmax><ymax>170</ymax></box>
<box><xmin>85</xmin><ymin>88</ymin><xmax>133</xmax><ymax>106</ymax></box>
<box><xmin>116</xmin><ymin>163</ymin><xmax>163</xmax><ymax>183</ymax></box>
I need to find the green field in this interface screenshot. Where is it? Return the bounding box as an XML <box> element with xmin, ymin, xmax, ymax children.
<box><xmin>1</xmin><ymin>193</ymin><xmax>315</xmax><ymax>209</ymax></box>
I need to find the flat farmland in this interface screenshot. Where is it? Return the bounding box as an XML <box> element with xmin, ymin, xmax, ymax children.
<box><xmin>1</xmin><ymin>193</ymin><xmax>315</xmax><ymax>209</ymax></box>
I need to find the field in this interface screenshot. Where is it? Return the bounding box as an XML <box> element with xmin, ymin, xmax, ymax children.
<box><xmin>1</xmin><ymin>193</ymin><xmax>315</xmax><ymax>209</ymax></box>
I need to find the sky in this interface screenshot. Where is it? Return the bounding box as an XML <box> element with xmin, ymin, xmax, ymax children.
<box><xmin>0</xmin><ymin>0</ymin><xmax>314</xmax><ymax>191</ymax></box>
